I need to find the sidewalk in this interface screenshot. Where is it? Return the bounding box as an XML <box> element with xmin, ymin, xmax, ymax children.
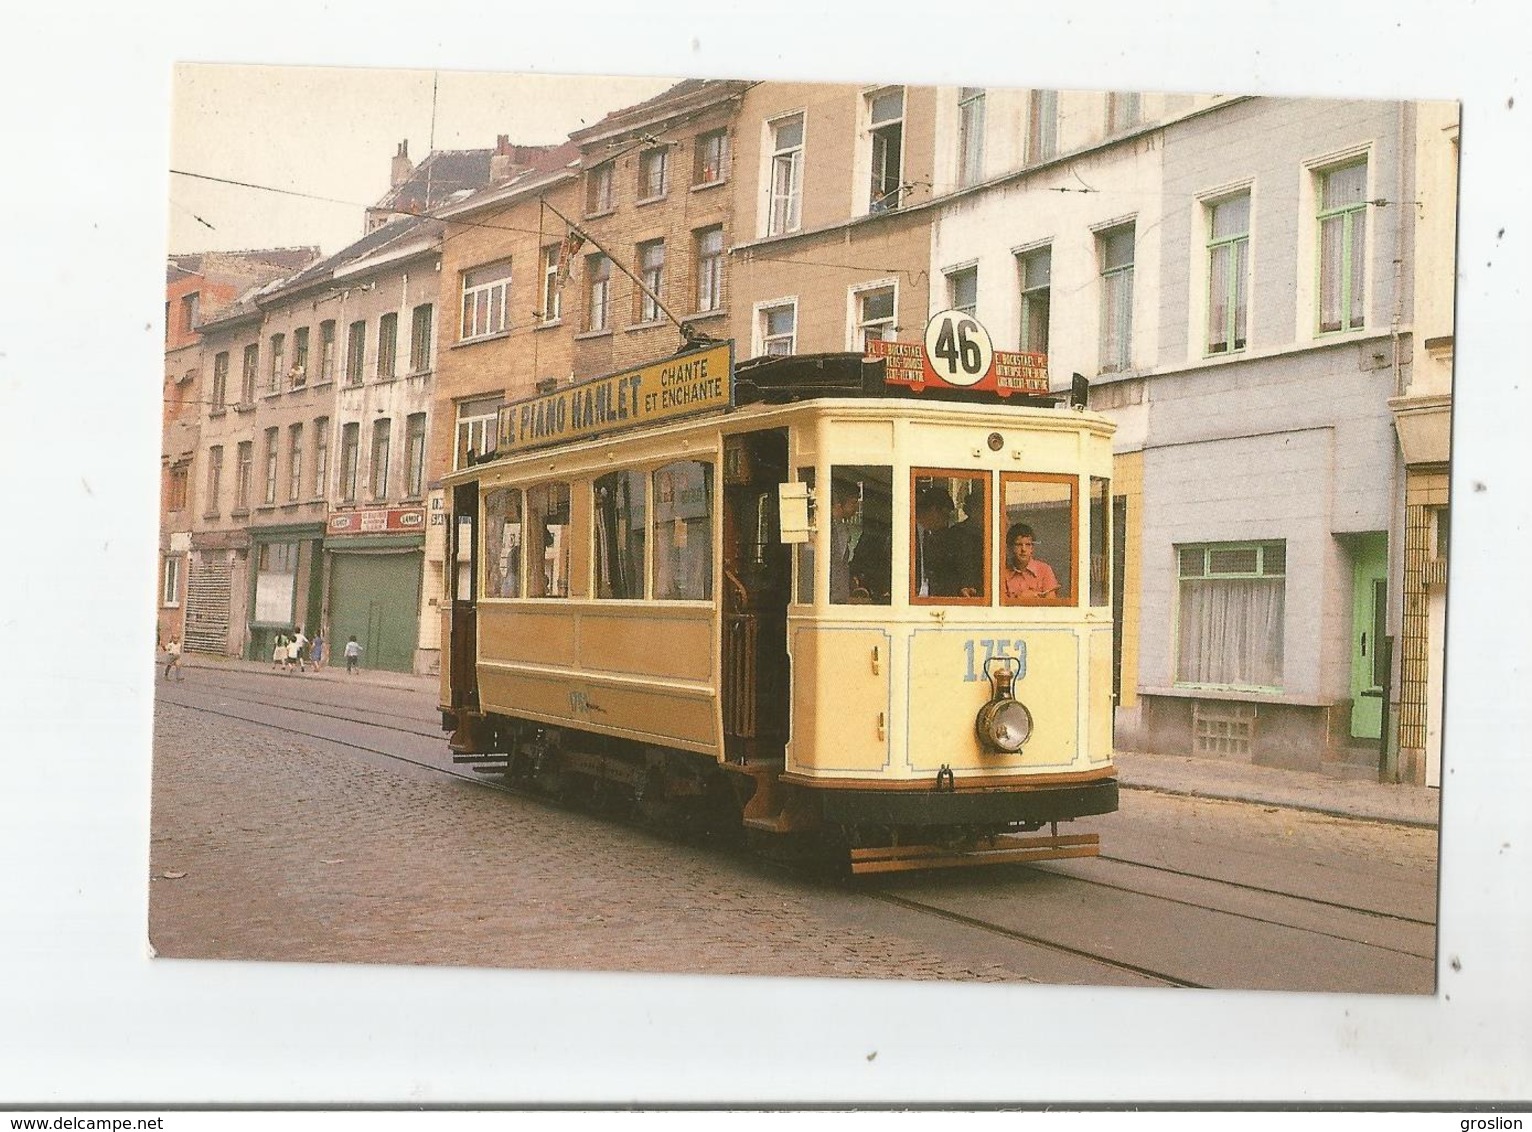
<box><xmin>159</xmin><ymin>654</ymin><xmax>1439</xmax><ymax>829</ymax></box>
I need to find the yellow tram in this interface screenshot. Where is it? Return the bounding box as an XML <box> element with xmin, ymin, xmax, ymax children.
<box><xmin>440</xmin><ymin>340</ymin><xmax>1117</xmax><ymax>873</ymax></box>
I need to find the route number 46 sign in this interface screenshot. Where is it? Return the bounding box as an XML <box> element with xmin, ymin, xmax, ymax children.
<box><xmin>922</xmin><ymin>309</ymin><xmax>995</xmax><ymax>388</ymax></box>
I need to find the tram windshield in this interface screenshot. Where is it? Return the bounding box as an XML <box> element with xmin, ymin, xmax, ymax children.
<box><xmin>911</xmin><ymin>472</ymin><xmax>989</xmax><ymax>603</ymax></box>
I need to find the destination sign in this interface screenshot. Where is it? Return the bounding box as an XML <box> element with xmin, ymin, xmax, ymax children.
<box><xmin>497</xmin><ymin>341</ymin><xmax>734</xmax><ymax>455</ymax></box>
<box><xmin>868</xmin><ymin>334</ymin><xmax>1049</xmax><ymax>397</ymax></box>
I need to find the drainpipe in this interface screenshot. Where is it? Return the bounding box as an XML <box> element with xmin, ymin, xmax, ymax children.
<box><xmin>1383</xmin><ymin>100</ymin><xmax>1410</xmax><ymax>782</ymax></box>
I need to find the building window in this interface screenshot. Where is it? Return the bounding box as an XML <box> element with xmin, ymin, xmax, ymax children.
<box><xmin>594</xmin><ymin>470</ymin><xmax>648</xmax><ymax>599</ymax></box>
<box><xmin>339</xmin><ymin>423</ymin><xmax>360</xmax><ymax>502</ymax></box>
<box><xmin>768</xmin><ymin>113</ymin><xmax>804</xmax><ymax>236</ymax></box>
<box><xmin>205</xmin><ymin>446</ymin><xmax>223</xmax><ymax>515</ymax></box>
<box><xmin>854</xmin><ymin>284</ymin><xmax>896</xmax><ymax>354</ymax></box>
<box><xmin>370</xmin><ymin>419</ymin><xmax>391</xmax><ymax>500</ymax></box>
<box><xmin>525</xmin><ymin>482</ymin><xmax>573</xmax><ymax>598</ymax></box>
<box><xmin>946</xmin><ymin>265</ymin><xmax>977</xmax><ymax>317</ymax></box>
<box><xmin>377</xmin><ymin>312</ymin><xmax>398</xmax><ymax>379</ymax></box>
<box><xmin>287</xmin><ymin>423</ymin><xmax>303</xmax><ymax>502</ymax></box>
<box><xmin>235</xmin><ymin>441</ymin><xmax>253</xmax><ymax>510</ymax></box>
<box><xmin>456</xmin><ymin>396</ymin><xmax>502</xmax><ymax>470</ymax></box>
<box><xmin>695</xmin><ymin>226</ymin><xmax>725</xmax><ymax>312</ymax></box>
<box><xmin>1099</xmin><ymin>225</ymin><xmax>1135</xmax><ymax>373</ymax></box>
<box><xmin>867</xmin><ymin>87</ymin><xmax>905</xmax><ymax>212</ymax></box>
<box><xmin>586</xmin><ymin>254</ymin><xmax>612</xmax><ymax>332</ymax></box>
<box><xmin>1017</xmin><ymin>247</ymin><xmax>1052</xmax><ymax>355</ymax></box>
<box><xmin>241</xmin><ymin>344</ymin><xmax>259</xmax><ymax>404</ymax></box>
<box><xmin>292</xmin><ymin>326</ymin><xmax>309</xmax><ymax>387</ymax></box>
<box><xmin>1318</xmin><ymin>160</ymin><xmax>1368</xmax><ymax>333</ymax></box>
<box><xmin>1206</xmin><ymin>193</ymin><xmax>1251</xmax><ymax>355</ymax></box>
<box><xmin>541</xmin><ymin>247</ymin><xmax>562</xmax><ymax>323</ymax></box>
<box><xmin>759</xmin><ymin>301</ymin><xmax>796</xmax><ymax>356</ymax></box>
<box><xmin>652</xmin><ymin>461</ymin><xmax>713</xmax><ymax>601</ymax></box>
<box><xmin>346</xmin><ymin>320</ymin><xmax>366</xmax><ymax>385</ymax></box>
<box><xmin>405</xmin><ymin>413</ymin><xmax>427</xmax><ymax>498</ymax></box>
<box><xmin>211</xmin><ymin>351</ymin><xmax>229</xmax><ymax>410</ymax></box>
<box><xmin>694</xmin><ymin>129</ymin><xmax>728</xmax><ymax>185</ymax></box>
<box><xmin>1026</xmin><ymin>89</ymin><xmax>1058</xmax><ymax>164</ymax></box>
<box><xmin>1106</xmin><ymin>91</ymin><xmax>1141</xmax><ymax>133</ymax></box>
<box><xmin>319</xmin><ymin>320</ymin><xmax>336</xmax><ymax>383</ymax></box>
<box><xmin>166</xmin><ymin>464</ymin><xmax>188</xmax><ymax>513</ymax></box>
<box><xmin>637</xmin><ymin>240</ymin><xmax>665</xmax><ymax>323</ymax></box>
<box><xmin>262</xmin><ymin>427</ymin><xmax>279</xmax><ymax>505</ymax></box>
<box><xmin>313</xmin><ymin>417</ymin><xmax>329</xmax><ymax>498</ymax></box>
<box><xmin>957</xmin><ymin>87</ymin><xmax>986</xmax><ymax>187</ymax></box>
<box><xmin>162</xmin><ymin>556</ymin><xmax>181</xmax><ymax>607</ymax></box>
<box><xmin>461</xmin><ymin>261</ymin><xmax>512</xmax><ymax>341</ymax></box>
<box><xmin>638</xmin><ymin>147</ymin><xmax>669</xmax><ymax>200</ymax></box>
<box><xmin>410</xmin><ymin>303</ymin><xmax>433</xmax><ymax>373</ymax></box>
<box><xmin>180</xmin><ymin>293</ymin><xmax>199</xmax><ymax>336</ymax></box>
<box><xmin>1176</xmin><ymin>541</ymin><xmax>1287</xmax><ymax>691</ymax></box>
<box><xmin>268</xmin><ymin>334</ymin><xmax>285</xmax><ymax>394</ymax></box>
<box><xmin>586</xmin><ymin>161</ymin><xmax>614</xmax><ymax>215</ymax></box>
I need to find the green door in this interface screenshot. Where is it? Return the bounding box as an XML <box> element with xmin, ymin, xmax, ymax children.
<box><xmin>1349</xmin><ymin>533</ymin><xmax>1388</xmax><ymax>740</ymax></box>
<box><xmin>327</xmin><ymin>551</ymin><xmax>422</xmax><ymax>673</ymax></box>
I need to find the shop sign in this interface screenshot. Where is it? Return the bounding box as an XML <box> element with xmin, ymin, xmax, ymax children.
<box><xmin>497</xmin><ymin>341</ymin><xmax>734</xmax><ymax>456</ymax></box>
<box><xmin>869</xmin><ymin>312</ymin><xmax>1048</xmax><ymax>396</ymax></box>
<box><xmin>327</xmin><ymin>507</ymin><xmax>427</xmax><ymax>535</ymax></box>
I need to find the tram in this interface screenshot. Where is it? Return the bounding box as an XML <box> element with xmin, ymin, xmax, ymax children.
<box><xmin>439</xmin><ymin>335</ymin><xmax>1117</xmax><ymax>874</ymax></box>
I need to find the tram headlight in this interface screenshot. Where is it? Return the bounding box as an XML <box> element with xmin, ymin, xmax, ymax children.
<box><xmin>976</xmin><ymin>697</ymin><xmax>1034</xmax><ymax>753</ymax></box>
<box><xmin>974</xmin><ymin>654</ymin><xmax>1032</xmax><ymax>754</ymax></box>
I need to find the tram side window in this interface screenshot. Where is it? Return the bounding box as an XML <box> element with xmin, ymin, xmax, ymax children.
<box><xmin>482</xmin><ymin>486</ymin><xmax>523</xmax><ymax>598</ymax></box>
<box><xmin>525</xmin><ymin>482</ymin><xmax>572</xmax><ymax>598</ymax></box>
<box><xmin>1001</xmin><ymin>472</ymin><xmax>1077</xmax><ymax>604</ymax></box>
<box><xmin>831</xmin><ymin>465</ymin><xmax>892</xmax><ymax>605</ymax></box>
<box><xmin>594</xmin><ymin>470</ymin><xmax>648</xmax><ymax>599</ymax></box>
<box><xmin>910</xmin><ymin>471</ymin><xmax>989</xmax><ymax>603</ymax></box>
<box><xmin>1089</xmin><ymin>476</ymin><xmax>1110</xmax><ymax>607</ymax></box>
<box><xmin>794</xmin><ymin>468</ymin><xmax>815</xmax><ymax>604</ymax></box>
<box><xmin>653</xmin><ymin>460</ymin><xmax>713</xmax><ymax>601</ymax></box>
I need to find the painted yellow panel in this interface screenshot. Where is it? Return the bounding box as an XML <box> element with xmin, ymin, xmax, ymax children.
<box><xmin>478</xmin><ymin>665</ymin><xmax>718</xmax><ymax>754</ymax></box>
<box><xmin>577</xmin><ymin>607</ymin><xmax>714</xmax><ymax>682</ymax></box>
<box><xmin>438</xmin><ymin>607</ymin><xmax>452</xmax><ymax>707</ymax></box>
<box><xmin>788</xmin><ymin>625</ymin><xmax>892</xmax><ymax>775</ymax></box>
<box><xmin>478</xmin><ymin>603</ymin><xmax>577</xmax><ymax>666</ymax></box>
<box><xmin>1089</xmin><ymin>628</ymin><xmax>1115</xmax><ymax>766</ymax></box>
<box><xmin>905</xmin><ymin>627</ymin><xmax>1080</xmax><ymax>773</ymax></box>
<box><xmin>825</xmin><ymin>420</ymin><xmax>896</xmax><ymax>462</ymax></box>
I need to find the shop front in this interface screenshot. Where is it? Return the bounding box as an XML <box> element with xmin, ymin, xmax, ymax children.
<box><xmin>246</xmin><ymin>523</ymin><xmax>325</xmax><ymax>662</ymax></box>
<box><xmin>324</xmin><ymin>506</ymin><xmax>426</xmax><ymax>673</ymax></box>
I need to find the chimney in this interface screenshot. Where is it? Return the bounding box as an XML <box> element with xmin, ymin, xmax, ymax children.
<box><xmin>490</xmin><ymin>134</ymin><xmax>517</xmax><ymax>183</ymax></box>
<box><xmin>391</xmin><ymin>140</ymin><xmax>413</xmax><ymax>188</ymax></box>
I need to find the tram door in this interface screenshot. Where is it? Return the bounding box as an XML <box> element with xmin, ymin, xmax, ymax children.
<box><xmin>448</xmin><ymin>481</ymin><xmax>480</xmax><ymax>712</ymax></box>
<box><xmin>721</xmin><ymin>431</ymin><xmax>792</xmax><ymax>761</ymax></box>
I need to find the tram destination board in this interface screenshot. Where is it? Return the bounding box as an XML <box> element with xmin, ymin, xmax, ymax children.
<box><xmin>868</xmin><ymin>327</ymin><xmax>1048</xmax><ymax>397</ymax></box>
<box><xmin>497</xmin><ymin>340</ymin><xmax>734</xmax><ymax>456</ymax></box>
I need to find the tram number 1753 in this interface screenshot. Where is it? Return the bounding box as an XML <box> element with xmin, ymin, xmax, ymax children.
<box><xmin>962</xmin><ymin>637</ymin><xmax>1028</xmax><ymax>682</ymax></box>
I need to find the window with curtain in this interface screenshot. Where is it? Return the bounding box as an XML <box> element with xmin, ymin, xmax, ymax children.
<box><xmin>481</xmin><ymin>486</ymin><xmax>523</xmax><ymax>599</ymax></box>
<box><xmin>1099</xmin><ymin>225</ymin><xmax>1135</xmax><ymax>373</ymax></box>
<box><xmin>1318</xmin><ymin>160</ymin><xmax>1368</xmax><ymax>333</ymax></box>
<box><xmin>1026</xmin><ymin>89</ymin><xmax>1058</xmax><ymax>164</ymax></box>
<box><xmin>768</xmin><ymin>114</ymin><xmax>804</xmax><ymax>236</ymax></box>
<box><xmin>1017</xmin><ymin>247</ymin><xmax>1051</xmax><ymax>355</ymax></box>
<box><xmin>1176</xmin><ymin>541</ymin><xmax>1286</xmax><ymax>690</ymax></box>
<box><xmin>957</xmin><ymin>88</ymin><xmax>986</xmax><ymax>187</ymax></box>
<box><xmin>525</xmin><ymin>482</ymin><xmax>572</xmax><ymax>598</ymax></box>
<box><xmin>652</xmin><ymin>461</ymin><xmax>713</xmax><ymax>601</ymax></box>
<box><xmin>594</xmin><ymin>470</ymin><xmax>648</xmax><ymax>599</ymax></box>
<box><xmin>1206</xmin><ymin>194</ymin><xmax>1251</xmax><ymax>354</ymax></box>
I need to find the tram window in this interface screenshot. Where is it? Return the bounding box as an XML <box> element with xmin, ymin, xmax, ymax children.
<box><xmin>831</xmin><ymin>465</ymin><xmax>892</xmax><ymax>605</ymax></box>
<box><xmin>910</xmin><ymin>471</ymin><xmax>989</xmax><ymax>603</ymax></box>
<box><xmin>594</xmin><ymin>470</ymin><xmax>647</xmax><ymax>599</ymax></box>
<box><xmin>1001</xmin><ymin>472</ymin><xmax>1077</xmax><ymax>604</ymax></box>
<box><xmin>1089</xmin><ymin>476</ymin><xmax>1110</xmax><ymax>607</ymax></box>
<box><xmin>525</xmin><ymin>482</ymin><xmax>572</xmax><ymax>598</ymax></box>
<box><xmin>482</xmin><ymin>486</ymin><xmax>523</xmax><ymax>598</ymax></box>
<box><xmin>794</xmin><ymin>468</ymin><xmax>815</xmax><ymax>603</ymax></box>
<box><xmin>652</xmin><ymin>460</ymin><xmax>713</xmax><ymax>601</ymax></box>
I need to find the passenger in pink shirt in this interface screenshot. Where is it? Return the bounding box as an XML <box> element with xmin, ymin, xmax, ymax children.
<box><xmin>1002</xmin><ymin>522</ymin><xmax>1060</xmax><ymax>601</ymax></box>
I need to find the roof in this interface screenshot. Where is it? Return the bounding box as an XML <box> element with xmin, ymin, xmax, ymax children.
<box><xmin>164</xmin><ymin>247</ymin><xmax>320</xmax><ymax>286</ymax></box>
<box><xmin>568</xmin><ymin>79</ymin><xmax>749</xmax><ymax>146</ymax></box>
<box><xmin>370</xmin><ymin>148</ymin><xmax>495</xmax><ymax>218</ymax></box>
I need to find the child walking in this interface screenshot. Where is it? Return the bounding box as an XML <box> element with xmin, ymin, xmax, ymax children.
<box><xmin>344</xmin><ymin>635</ymin><xmax>362</xmax><ymax>674</ymax></box>
<box><xmin>163</xmin><ymin>638</ymin><xmax>183</xmax><ymax>682</ymax></box>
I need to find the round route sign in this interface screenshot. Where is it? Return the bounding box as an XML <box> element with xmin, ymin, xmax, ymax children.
<box><xmin>922</xmin><ymin>309</ymin><xmax>995</xmax><ymax>388</ymax></box>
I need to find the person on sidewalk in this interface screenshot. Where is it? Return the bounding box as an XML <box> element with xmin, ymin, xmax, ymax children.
<box><xmin>163</xmin><ymin>637</ymin><xmax>183</xmax><ymax>682</ymax></box>
<box><xmin>272</xmin><ymin>633</ymin><xmax>287</xmax><ymax>670</ymax></box>
<box><xmin>309</xmin><ymin>630</ymin><xmax>325</xmax><ymax>672</ymax></box>
<box><xmin>289</xmin><ymin>627</ymin><xmax>309</xmax><ymax>673</ymax></box>
<box><xmin>344</xmin><ymin>635</ymin><xmax>362</xmax><ymax>674</ymax></box>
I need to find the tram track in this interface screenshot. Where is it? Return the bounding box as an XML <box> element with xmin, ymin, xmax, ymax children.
<box><xmin>156</xmin><ymin>678</ymin><xmax>1429</xmax><ymax>989</ymax></box>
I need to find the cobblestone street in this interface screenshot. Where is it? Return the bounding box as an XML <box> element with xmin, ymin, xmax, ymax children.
<box><xmin>149</xmin><ymin>698</ymin><xmax>1031</xmax><ymax>982</ymax></box>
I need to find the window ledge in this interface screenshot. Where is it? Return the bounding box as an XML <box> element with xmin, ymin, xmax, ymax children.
<box><xmin>584</xmin><ymin>207</ymin><xmax>616</xmax><ymax>221</ymax></box>
<box><xmin>681</xmin><ymin>307</ymin><xmax>728</xmax><ymax>323</ymax></box>
<box><xmin>311</xmin><ymin>379</ymin><xmax>334</xmax><ymax>390</ymax></box>
<box><xmin>690</xmin><ymin>178</ymin><xmax>727</xmax><ymax>193</ymax></box>
<box><xmin>375</xmin><ymin>374</ymin><xmax>400</xmax><ymax>385</ymax></box>
<box><xmin>202</xmin><ymin>512</ymin><xmax>220</xmax><ymax>521</ymax></box>
<box><xmin>231</xmin><ymin>508</ymin><xmax>251</xmax><ymax>518</ymax></box>
<box><xmin>263</xmin><ymin>391</ymin><xmax>282</xmax><ymax>400</ymax></box>
<box><xmin>209</xmin><ymin>408</ymin><xmax>227</xmax><ymax>419</ymax></box>
<box><xmin>625</xmin><ymin>319</ymin><xmax>668</xmax><ymax>333</ymax></box>
<box><xmin>635</xmin><ymin>193</ymin><xmax>669</xmax><ymax>208</ymax></box>
<box><xmin>575</xmin><ymin>328</ymin><xmax>614</xmax><ymax>341</ymax></box>
<box><xmin>407</xmin><ymin>368</ymin><xmax>433</xmax><ymax>380</ymax></box>
<box><xmin>233</xmin><ymin>404</ymin><xmax>255</xmax><ymax>415</ymax></box>
<box><xmin>1140</xmin><ymin>685</ymin><xmax>1330</xmax><ymax>708</ymax></box>
<box><xmin>451</xmin><ymin>329</ymin><xmax>513</xmax><ymax>350</ymax></box>
<box><xmin>534</xmin><ymin>319</ymin><xmax>564</xmax><ymax>333</ymax></box>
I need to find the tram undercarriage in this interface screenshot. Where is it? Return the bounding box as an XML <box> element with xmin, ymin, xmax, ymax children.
<box><xmin>445</xmin><ymin>709</ymin><xmax>1112</xmax><ymax>875</ymax></box>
